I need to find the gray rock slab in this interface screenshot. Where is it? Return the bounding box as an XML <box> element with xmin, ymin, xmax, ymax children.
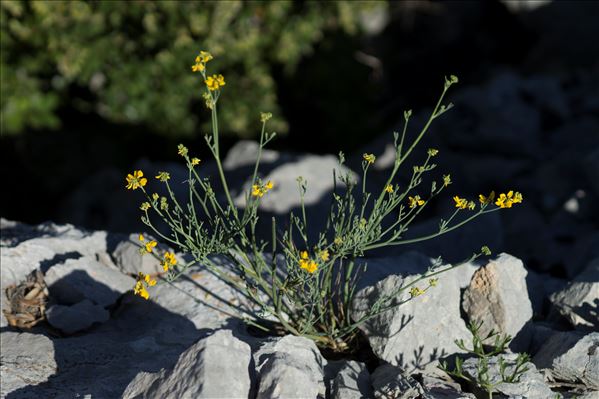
<box><xmin>421</xmin><ymin>374</ymin><xmax>476</xmax><ymax>399</ymax></box>
<box><xmin>331</xmin><ymin>360</ymin><xmax>373</xmax><ymax>399</ymax></box>
<box><xmin>254</xmin><ymin>335</ymin><xmax>326</xmax><ymax>399</ymax></box>
<box><xmin>534</xmin><ymin>332</ymin><xmax>599</xmax><ymax>390</ymax></box>
<box><xmin>352</xmin><ymin>252</ymin><xmax>474</xmax><ymax>372</ymax></box>
<box><xmin>371</xmin><ymin>363</ymin><xmax>424</xmax><ymax>399</ymax></box>
<box><xmin>462</xmin><ymin>354</ymin><xmax>556</xmax><ymax>399</ymax></box>
<box><xmin>123</xmin><ymin>329</ymin><xmax>252</xmax><ymax>399</ymax></box>
<box><xmin>112</xmin><ymin>233</ymin><xmax>167</xmax><ymax>276</ymax></box>
<box><xmin>46</xmin><ymin>299</ymin><xmax>110</xmax><ymax>334</ymax></box>
<box><xmin>462</xmin><ymin>253</ymin><xmax>533</xmax><ymax>351</ymax></box>
<box><xmin>223</xmin><ymin>139</ymin><xmax>281</xmax><ymax>170</ymax></box>
<box><xmin>550</xmin><ymin>258</ymin><xmax>599</xmax><ymax>331</ymax></box>
<box><xmin>0</xmin><ymin>332</ymin><xmax>57</xmax><ymax>397</ymax></box>
<box><xmin>44</xmin><ymin>256</ymin><xmax>135</xmax><ymax>306</ymax></box>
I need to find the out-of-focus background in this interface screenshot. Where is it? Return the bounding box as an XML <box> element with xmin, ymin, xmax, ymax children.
<box><xmin>2</xmin><ymin>0</ymin><xmax>598</xmax><ymax>278</ymax></box>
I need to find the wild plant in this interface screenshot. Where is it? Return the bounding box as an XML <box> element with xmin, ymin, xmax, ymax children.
<box><xmin>125</xmin><ymin>51</ymin><xmax>523</xmax><ymax>351</ymax></box>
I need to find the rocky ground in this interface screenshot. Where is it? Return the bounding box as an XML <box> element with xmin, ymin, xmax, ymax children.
<box><xmin>2</xmin><ymin>16</ymin><xmax>599</xmax><ymax>399</ymax></box>
<box><xmin>1</xmin><ymin>217</ymin><xmax>597</xmax><ymax>398</ymax></box>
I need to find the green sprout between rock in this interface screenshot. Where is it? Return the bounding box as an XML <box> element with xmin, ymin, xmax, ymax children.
<box><xmin>439</xmin><ymin>320</ymin><xmax>531</xmax><ymax>399</ymax></box>
<box><xmin>125</xmin><ymin>50</ymin><xmax>523</xmax><ymax>351</ymax></box>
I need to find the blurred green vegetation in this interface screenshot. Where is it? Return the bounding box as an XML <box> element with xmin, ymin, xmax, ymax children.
<box><xmin>1</xmin><ymin>0</ymin><xmax>382</xmax><ymax>138</ymax></box>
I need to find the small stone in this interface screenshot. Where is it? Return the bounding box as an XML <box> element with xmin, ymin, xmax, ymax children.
<box><xmin>44</xmin><ymin>256</ymin><xmax>135</xmax><ymax>306</ymax></box>
<box><xmin>461</xmin><ymin>354</ymin><xmax>556</xmax><ymax>399</ymax></box>
<box><xmin>0</xmin><ymin>332</ymin><xmax>57</xmax><ymax>397</ymax></box>
<box><xmin>112</xmin><ymin>233</ymin><xmax>164</xmax><ymax>276</ymax></box>
<box><xmin>123</xmin><ymin>329</ymin><xmax>252</xmax><ymax>399</ymax></box>
<box><xmin>46</xmin><ymin>299</ymin><xmax>110</xmax><ymax>334</ymax></box>
<box><xmin>462</xmin><ymin>253</ymin><xmax>533</xmax><ymax>352</ymax></box>
<box><xmin>254</xmin><ymin>335</ymin><xmax>326</xmax><ymax>399</ymax></box>
<box><xmin>223</xmin><ymin>140</ymin><xmax>280</xmax><ymax>170</ymax></box>
<box><xmin>550</xmin><ymin>257</ymin><xmax>599</xmax><ymax>330</ymax></box>
<box><xmin>371</xmin><ymin>363</ymin><xmax>425</xmax><ymax>399</ymax></box>
<box><xmin>534</xmin><ymin>331</ymin><xmax>599</xmax><ymax>390</ymax></box>
<box><xmin>331</xmin><ymin>360</ymin><xmax>372</xmax><ymax>399</ymax></box>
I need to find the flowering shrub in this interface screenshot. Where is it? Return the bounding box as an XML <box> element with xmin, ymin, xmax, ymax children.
<box><xmin>126</xmin><ymin>51</ymin><xmax>523</xmax><ymax>351</ymax></box>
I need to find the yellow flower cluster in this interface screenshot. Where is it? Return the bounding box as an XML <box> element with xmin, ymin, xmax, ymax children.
<box><xmin>427</xmin><ymin>148</ymin><xmax>439</xmax><ymax>157</ymax></box>
<box><xmin>140</xmin><ymin>202</ymin><xmax>151</xmax><ymax>211</ymax></box>
<box><xmin>161</xmin><ymin>251</ymin><xmax>177</xmax><ymax>272</ymax></box>
<box><xmin>252</xmin><ymin>180</ymin><xmax>274</xmax><ymax>198</ymax></box>
<box><xmin>126</xmin><ymin>170</ymin><xmax>147</xmax><ymax>190</ymax></box>
<box><xmin>495</xmin><ymin>191</ymin><xmax>523</xmax><ymax>208</ymax></box>
<box><xmin>155</xmin><ymin>171</ymin><xmax>170</xmax><ymax>182</ymax></box>
<box><xmin>453</xmin><ymin>196</ymin><xmax>475</xmax><ymax>210</ymax></box>
<box><xmin>134</xmin><ymin>272</ymin><xmax>156</xmax><ymax>300</ymax></box>
<box><xmin>299</xmin><ymin>251</ymin><xmax>318</xmax><ymax>274</ymax></box>
<box><xmin>318</xmin><ymin>249</ymin><xmax>330</xmax><ymax>262</ymax></box>
<box><xmin>205</xmin><ymin>74</ymin><xmax>225</xmax><ymax>91</ymax></box>
<box><xmin>479</xmin><ymin>191</ymin><xmax>496</xmax><ymax>205</ymax></box>
<box><xmin>410</xmin><ymin>286</ymin><xmax>425</xmax><ymax>298</ymax></box>
<box><xmin>408</xmin><ymin>195</ymin><xmax>425</xmax><ymax>208</ymax></box>
<box><xmin>260</xmin><ymin>112</ymin><xmax>272</xmax><ymax>123</ymax></box>
<box><xmin>138</xmin><ymin>234</ymin><xmax>157</xmax><ymax>254</ymax></box>
<box><xmin>363</xmin><ymin>153</ymin><xmax>376</xmax><ymax>164</ymax></box>
<box><xmin>177</xmin><ymin>144</ymin><xmax>188</xmax><ymax>157</ymax></box>
<box><xmin>191</xmin><ymin>50</ymin><xmax>213</xmax><ymax>73</ymax></box>
<box><xmin>385</xmin><ymin>184</ymin><xmax>394</xmax><ymax>193</ymax></box>
<box><xmin>191</xmin><ymin>157</ymin><xmax>201</xmax><ymax>166</ymax></box>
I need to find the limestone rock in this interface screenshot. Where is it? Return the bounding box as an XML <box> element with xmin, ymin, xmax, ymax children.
<box><xmin>112</xmin><ymin>233</ymin><xmax>165</xmax><ymax>276</ymax></box>
<box><xmin>44</xmin><ymin>256</ymin><xmax>135</xmax><ymax>306</ymax></box>
<box><xmin>534</xmin><ymin>331</ymin><xmax>599</xmax><ymax>390</ymax></box>
<box><xmin>254</xmin><ymin>335</ymin><xmax>326</xmax><ymax>399</ymax></box>
<box><xmin>550</xmin><ymin>257</ymin><xmax>599</xmax><ymax>330</ymax></box>
<box><xmin>123</xmin><ymin>329</ymin><xmax>252</xmax><ymax>399</ymax></box>
<box><xmin>352</xmin><ymin>252</ymin><xmax>474</xmax><ymax>372</ymax></box>
<box><xmin>331</xmin><ymin>360</ymin><xmax>373</xmax><ymax>399</ymax></box>
<box><xmin>462</xmin><ymin>253</ymin><xmax>533</xmax><ymax>351</ymax></box>
<box><xmin>371</xmin><ymin>363</ymin><xmax>424</xmax><ymax>399</ymax></box>
<box><xmin>0</xmin><ymin>332</ymin><xmax>57</xmax><ymax>397</ymax></box>
<box><xmin>46</xmin><ymin>299</ymin><xmax>110</xmax><ymax>334</ymax></box>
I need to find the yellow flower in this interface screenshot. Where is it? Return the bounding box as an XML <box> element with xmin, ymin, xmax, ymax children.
<box><xmin>139</xmin><ymin>234</ymin><xmax>145</xmax><ymax>242</ymax></box>
<box><xmin>191</xmin><ymin>51</ymin><xmax>213</xmax><ymax>72</ymax></box>
<box><xmin>385</xmin><ymin>184</ymin><xmax>394</xmax><ymax>193</ymax></box>
<box><xmin>512</xmin><ymin>192</ymin><xmax>523</xmax><ymax>204</ymax></box>
<box><xmin>145</xmin><ymin>240</ymin><xmax>157</xmax><ymax>253</ymax></box>
<box><xmin>155</xmin><ymin>171</ymin><xmax>170</xmax><ymax>182</ymax></box>
<box><xmin>427</xmin><ymin>148</ymin><xmax>439</xmax><ymax>157</ymax></box>
<box><xmin>468</xmin><ymin>201</ymin><xmax>476</xmax><ymax>210</ymax></box>
<box><xmin>481</xmin><ymin>246</ymin><xmax>492</xmax><ymax>256</ymax></box>
<box><xmin>408</xmin><ymin>195</ymin><xmax>425</xmax><ymax>208</ymax></box>
<box><xmin>428</xmin><ymin>278</ymin><xmax>438</xmax><ymax>287</ymax></box>
<box><xmin>495</xmin><ymin>191</ymin><xmax>523</xmax><ymax>208</ymax></box>
<box><xmin>363</xmin><ymin>153</ymin><xmax>376</xmax><ymax>164</ymax></box>
<box><xmin>251</xmin><ymin>180</ymin><xmax>274</xmax><ymax>197</ymax></box>
<box><xmin>334</xmin><ymin>236</ymin><xmax>343</xmax><ymax>246</ymax></box>
<box><xmin>140</xmin><ymin>202</ymin><xmax>151</xmax><ymax>211</ymax></box>
<box><xmin>133</xmin><ymin>281</ymin><xmax>149</xmax><ymax>300</ymax></box>
<box><xmin>199</xmin><ymin>50</ymin><xmax>213</xmax><ymax>63</ymax></box>
<box><xmin>453</xmin><ymin>196</ymin><xmax>468</xmax><ymax>210</ymax></box>
<box><xmin>160</xmin><ymin>197</ymin><xmax>168</xmax><ymax>210</ymax></box>
<box><xmin>126</xmin><ymin>170</ymin><xmax>147</xmax><ymax>190</ymax></box>
<box><xmin>300</xmin><ymin>251</ymin><xmax>309</xmax><ymax>260</ymax></box>
<box><xmin>133</xmin><ymin>272</ymin><xmax>156</xmax><ymax>300</ymax></box>
<box><xmin>152</xmin><ymin>193</ymin><xmax>159</xmax><ymax>201</ymax></box>
<box><xmin>205</xmin><ymin>74</ymin><xmax>225</xmax><ymax>91</ymax></box>
<box><xmin>191</xmin><ymin>158</ymin><xmax>201</xmax><ymax>166</ymax></box>
<box><xmin>178</xmin><ymin>144</ymin><xmax>188</xmax><ymax>157</ymax></box>
<box><xmin>161</xmin><ymin>251</ymin><xmax>177</xmax><ymax>272</ymax></box>
<box><xmin>443</xmin><ymin>174</ymin><xmax>452</xmax><ymax>187</ymax></box>
<box><xmin>479</xmin><ymin>191</ymin><xmax>496</xmax><ymax>205</ymax></box>
<box><xmin>260</xmin><ymin>112</ymin><xmax>272</xmax><ymax>123</ymax></box>
<box><xmin>304</xmin><ymin>260</ymin><xmax>318</xmax><ymax>273</ymax></box>
<box><xmin>318</xmin><ymin>249</ymin><xmax>330</xmax><ymax>262</ymax></box>
<box><xmin>410</xmin><ymin>286</ymin><xmax>425</xmax><ymax>298</ymax></box>
<box><xmin>144</xmin><ymin>273</ymin><xmax>157</xmax><ymax>287</ymax></box>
